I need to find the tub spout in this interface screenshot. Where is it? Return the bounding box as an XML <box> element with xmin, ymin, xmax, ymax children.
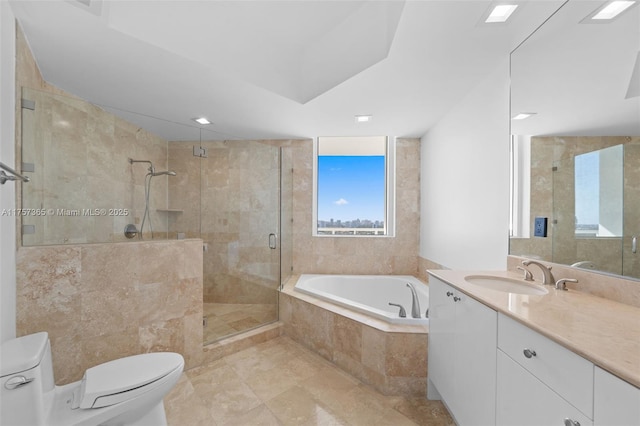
<box><xmin>406</xmin><ymin>283</ymin><xmax>421</xmax><ymax>319</ymax></box>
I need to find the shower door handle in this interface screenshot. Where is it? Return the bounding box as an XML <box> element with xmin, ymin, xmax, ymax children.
<box><xmin>633</xmin><ymin>236</ymin><xmax>637</xmax><ymax>254</ymax></box>
<box><xmin>268</xmin><ymin>233</ymin><xmax>277</xmax><ymax>250</ymax></box>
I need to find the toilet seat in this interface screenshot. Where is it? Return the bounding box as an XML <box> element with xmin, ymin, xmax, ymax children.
<box><xmin>79</xmin><ymin>352</ymin><xmax>184</xmax><ymax>409</ymax></box>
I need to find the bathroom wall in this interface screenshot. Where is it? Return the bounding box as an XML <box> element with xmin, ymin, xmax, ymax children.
<box><xmin>0</xmin><ymin>3</ymin><xmax>17</xmax><ymax>343</ymax></box>
<box><xmin>16</xmin><ymin>240</ymin><xmax>203</xmax><ymax>384</ymax></box>
<box><xmin>13</xmin><ymin>25</ymin><xmax>205</xmax><ymax>384</ymax></box>
<box><xmin>20</xmin><ymin>87</ymin><xmax>171</xmax><ymax>245</ymax></box>
<box><xmin>291</xmin><ymin>138</ymin><xmax>421</xmax><ymax>275</ymax></box>
<box><xmin>420</xmin><ymin>60</ymin><xmax>510</xmax><ymax>271</ymax></box>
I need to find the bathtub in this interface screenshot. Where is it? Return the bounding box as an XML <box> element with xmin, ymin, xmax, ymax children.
<box><xmin>294</xmin><ymin>274</ymin><xmax>429</xmax><ymax>325</ymax></box>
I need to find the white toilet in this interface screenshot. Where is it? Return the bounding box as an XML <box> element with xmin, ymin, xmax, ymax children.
<box><xmin>0</xmin><ymin>332</ymin><xmax>184</xmax><ymax>426</ymax></box>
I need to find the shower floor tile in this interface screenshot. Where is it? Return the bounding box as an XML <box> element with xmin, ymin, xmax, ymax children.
<box><xmin>164</xmin><ymin>336</ymin><xmax>454</xmax><ymax>426</ymax></box>
<box><xmin>204</xmin><ymin>303</ymin><xmax>278</xmax><ymax>343</ymax></box>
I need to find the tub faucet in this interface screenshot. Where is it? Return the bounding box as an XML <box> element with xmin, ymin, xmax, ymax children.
<box><xmin>388</xmin><ymin>303</ymin><xmax>406</xmax><ymax>318</ymax></box>
<box><xmin>521</xmin><ymin>260</ymin><xmax>555</xmax><ymax>285</ymax></box>
<box><xmin>406</xmin><ymin>283</ymin><xmax>421</xmax><ymax>319</ymax></box>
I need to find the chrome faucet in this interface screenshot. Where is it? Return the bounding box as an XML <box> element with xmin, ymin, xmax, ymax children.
<box><xmin>388</xmin><ymin>303</ymin><xmax>406</xmax><ymax>318</ymax></box>
<box><xmin>555</xmin><ymin>278</ymin><xmax>578</xmax><ymax>291</ymax></box>
<box><xmin>406</xmin><ymin>283</ymin><xmax>421</xmax><ymax>319</ymax></box>
<box><xmin>517</xmin><ymin>265</ymin><xmax>534</xmax><ymax>281</ymax></box>
<box><xmin>521</xmin><ymin>260</ymin><xmax>555</xmax><ymax>285</ymax></box>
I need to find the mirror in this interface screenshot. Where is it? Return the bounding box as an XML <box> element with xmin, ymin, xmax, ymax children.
<box><xmin>509</xmin><ymin>1</ymin><xmax>640</xmax><ymax>279</ymax></box>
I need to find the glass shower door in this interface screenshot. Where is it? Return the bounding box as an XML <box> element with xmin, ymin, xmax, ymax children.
<box><xmin>200</xmin><ymin>140</ymin><xmax>282</xmax><ymax>344</ymax></box>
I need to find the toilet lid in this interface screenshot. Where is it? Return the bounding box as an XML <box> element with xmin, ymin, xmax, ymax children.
<box><xmin>79</xmin><ymin>352</ymin><xmax>184</xmax><ymax>409</ymax></box>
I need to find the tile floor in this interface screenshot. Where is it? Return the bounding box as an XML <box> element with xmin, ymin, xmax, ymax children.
<box><xmin>203</xmin><ymin>303</ymin><xmax>278</xmax><ymax>344</ymax></box>
<box><xmin>164</xmin><ymin>335</ymin><xmax>454</xmax><ymax>425</ymax></box>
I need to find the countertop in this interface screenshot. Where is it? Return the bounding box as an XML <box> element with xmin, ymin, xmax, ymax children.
<box><xmin>428</xmin><ymin>269</ymin><xmax>640</xmax><ymax>388</ymax></box>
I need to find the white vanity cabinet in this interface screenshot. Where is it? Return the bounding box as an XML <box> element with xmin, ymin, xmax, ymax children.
<box><xmin>594</xmin><ymin>367</ymin><xmax>640</xmax><ymax>425</ymax></box>
<box><xmin>428</xmin><ymin>277</ymin><xmax>497</xmax><ymax>426</ymax></box>
<box><xmin>496</xmin><ymin>313</ymin><xmax>594</xmax><ymax>426</ymax></box>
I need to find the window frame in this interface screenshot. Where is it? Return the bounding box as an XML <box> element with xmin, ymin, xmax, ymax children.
<box><xmin>312</xmin><ymin>136</ymin><xmax>396</xmax><ymax>237</ymax></box>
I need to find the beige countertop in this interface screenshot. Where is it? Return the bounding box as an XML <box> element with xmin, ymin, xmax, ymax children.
<box><xmin>428</xmin><ymin>269</ymin><xmax>640</xmax><ymax>388</ymax></box>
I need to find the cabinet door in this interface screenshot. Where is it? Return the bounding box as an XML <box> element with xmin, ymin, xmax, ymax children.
<box><xmin>454</xmin><ymin>291</ymin><xmax>497</xmax><ymax>426</ymax></box>
<box><xmin>594</xmin><ymin>367</ymin><xmax>640</xmax><ymax>425</ymax></box>
<box><xmin>497</xmin><ymin>350</ymin><xmax>593</xmax><ymax>426</ymax></box>
<box><xmin>428</xmin><ymin>277</ymin><xmax>456</xmax><ymax>404</ymax></box>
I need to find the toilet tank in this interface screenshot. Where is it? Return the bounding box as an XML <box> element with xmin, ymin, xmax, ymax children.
<box><xmin>0</xmin><ymin>332</ymin><xmax>55</xmax><ymax>426</ymax></box>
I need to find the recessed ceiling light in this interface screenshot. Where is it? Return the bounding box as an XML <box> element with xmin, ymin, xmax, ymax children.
<box><xmin>591</xmin><ymin>0</ymin><xmax>636</xmax><ymax>20</ymax></box>
<box><xmin>485</xmin><ymin>4</ymin><xmax>519</xmax><ymax>23</ymax></box>
<box><xmin>355</xmin><ymin>115</ymin><xmax>372</xmax><ymax>123</ymax></box>
<box><xmin>512</xmin><ymin>113</ymin><xmax>536</xmax><ymax>120</ymax></box>
<box><xmin>192</xmin><ymin>117</ymin><xmax>211</xmax><ymax>125</ymax></box>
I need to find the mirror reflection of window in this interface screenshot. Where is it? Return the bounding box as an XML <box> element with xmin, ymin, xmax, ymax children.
<box><xmin>574</xmin><ymin>144</ymin><xmax>623</xmax><ymax>238</ymax></box>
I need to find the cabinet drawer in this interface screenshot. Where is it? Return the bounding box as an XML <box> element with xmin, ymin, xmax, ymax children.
<box><xmin>497</xmin><ymin>350</ymin><xmax>593</xmax><ymax>426</ymax></box>
<box><xmin>498</xmin><ymin>313</ymin><xmax>594</xmax><ymax>418</ymax></box>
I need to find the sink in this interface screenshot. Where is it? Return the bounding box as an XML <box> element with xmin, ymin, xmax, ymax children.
<box><xmin>464</xmin><ymin>275</ymin><xmax>549</xmax><ymax>296</ymax></box>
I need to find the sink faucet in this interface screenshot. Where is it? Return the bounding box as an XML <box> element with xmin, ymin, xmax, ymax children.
<box><xmin>521</xmin><ymin>260</ymin><xmax>555</xmax><ymax>285</ymax></box>
<box><xmin>517</xmin><ymin>265</ymin><xmax>534</xmax><ymax>281</ymax></box>
<box><xmin>555</xmin><ymin>278</ymin><xmax>578</xmax><ymax>291</ymax></box>
<box><xmin>406</xmin><ymin>283</ymin><xmax>421</xmax><ymax>319</ymax></box>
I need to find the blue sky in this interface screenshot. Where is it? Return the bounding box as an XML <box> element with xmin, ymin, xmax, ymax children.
<box><xmin>317</xmin><ymin>155</ymin><xmax>385</xmax><ymax>222</ymax></box>
<box><xmin>574</xmin><ymin>150</ymin><xmax>599</xmax><ymax>225</ymax></box>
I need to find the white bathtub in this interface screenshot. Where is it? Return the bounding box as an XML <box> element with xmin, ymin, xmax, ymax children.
<box><xmin>294</xmin><ymin>274</ymin><xmax>429</xmax><ymax>325</ymax></box>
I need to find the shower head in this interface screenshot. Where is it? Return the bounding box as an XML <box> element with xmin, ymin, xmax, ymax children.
<box><xmin>150</xmin><ymin>170</ymin><xmax>177</xmax><ymax>177</ymax></box>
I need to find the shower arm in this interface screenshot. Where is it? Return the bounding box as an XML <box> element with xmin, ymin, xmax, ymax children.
<box><xmin>128</xmin><ymin>158</ymin><xmax>155</xmax><ymax>174</ymax></box>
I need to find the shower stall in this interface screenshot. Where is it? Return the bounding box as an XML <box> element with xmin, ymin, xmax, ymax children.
<box><xmin>20</xmin><ymin>87</ymin><xmax>292</xmax><ymax>344</ymax></box>
<box><xmin>168</xmin><ymin>138</ymin><xmax>293</xmax><ymax>344</ymax></box>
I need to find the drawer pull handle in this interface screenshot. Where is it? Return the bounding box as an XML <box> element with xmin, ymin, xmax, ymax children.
<box><xmin>523</xmin><ymin>348</ymin><xmax>537</xmax><ymax>358</ymax></box>
<box><xmin>446</xmin><ymin>291</ymin><xmax>454</xmax><ymax>297</ymax></box>
<box><xmin>564</xmin><ymin>419</ymin><xmax>580</xmax><ymax>426</ymax></box>
<box><xmin>453</xmin><ymin>296</ymin><xmax>461</xmax><ymax>302</ymax></box>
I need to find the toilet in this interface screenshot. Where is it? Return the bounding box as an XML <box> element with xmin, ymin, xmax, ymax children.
<box><xmin>0</xmin><ymin>332</ymin><xmax>184</xmax><ymax>426</ymax></box>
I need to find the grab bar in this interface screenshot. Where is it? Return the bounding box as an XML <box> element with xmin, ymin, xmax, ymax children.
<box><xmin>0</xmin><ymin>162</ymin><xmax>30</xmax><ymax>184</ymax></box>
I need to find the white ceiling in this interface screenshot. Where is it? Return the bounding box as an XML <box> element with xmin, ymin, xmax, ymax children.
<box><xmin>511</xmin><ymin>0</ymin><xmax>640</xmax><ymax>136</ymax></box>
<box><xmin>10</xmin><ymin>0</ymin><xmax>566</xmax><ymax>141</ymax></box>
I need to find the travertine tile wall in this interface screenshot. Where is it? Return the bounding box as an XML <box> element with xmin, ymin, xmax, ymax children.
<box><xmin>291</xmin><ymin>138</ymin><xmax>421</xmax><ymax>275</ymax></box>
<box><xmin>168</xmin><ymin>140</ymin><xmax>300</xmax><ymax>306</ymax></box>
<box><xmin>16</xmin><ymin>239</ymin><xmax>203</xmax><ymax>385</ymax></box>
<box><xmin>279</xmin><ymin>285</ymin><xmax>427</xmax><ymax>397</ymax></box>
<box><xmin>510</xmin><ymin>136</ymin><xmax>640</xmax><ymax>277</ymax></box>
<box><xmin>17</xmin><ymin>28</ymin><xmax>171</xmax><ymax>245</ymax></box>
<box><xmin>14</xmin><ymin>25</ymin><xmax>205</xmax><ymax>385</ymax></box>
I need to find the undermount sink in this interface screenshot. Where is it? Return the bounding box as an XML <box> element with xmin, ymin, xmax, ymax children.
<box><xmin>464</xmin><ymin>275</ymin><xmax>549</xmax><ymax>296</ymax></box>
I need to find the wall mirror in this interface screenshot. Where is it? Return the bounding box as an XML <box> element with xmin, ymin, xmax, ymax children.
<box><xmin>509</xmin><ymin>0</ymin><xmax>640</xmax><ymax>279</ymax></box>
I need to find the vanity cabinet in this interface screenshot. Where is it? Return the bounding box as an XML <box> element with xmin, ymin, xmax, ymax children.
<box><xmin>594</xmin><ymin>366</ymin><xmax>640</xmax><ymax>425</ymax></box>
<box><xmin>497</xmin><ymin>350</ymin><xmax>593</xmax><ymax>426</ymax></box>
<box><xmin>497</xmin><ymin>313</ymin><xmax>593</xmax><ymax>426</ymax></box>
<box><xmin>428</xmin><ymin>277</ymin><xmax>497</xmax><ymax>425</ymax></box>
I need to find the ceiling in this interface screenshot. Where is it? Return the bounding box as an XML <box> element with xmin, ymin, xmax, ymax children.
<box><xmin>10</xmin><ymin>0</ymin><xmax>566</xmax><ymax>141</ymax></box>
<box><xmin>511</xmin><ymin>0</ymin><xmax>640</xmax><ymax>137</ymax></box>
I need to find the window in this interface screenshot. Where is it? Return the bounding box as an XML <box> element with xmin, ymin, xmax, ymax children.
<box><xmin>313</xmin><ymin>136</ymin><xmax>395</xmax><ymax>236</ymax></box>
<box><xmin>574</xmin><ymin>144</ymin><xmax>623</xmax><ymax>237</ymax></box>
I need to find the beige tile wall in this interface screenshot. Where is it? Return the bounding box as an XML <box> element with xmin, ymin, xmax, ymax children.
<box><xmin>16</xmin><ymin>239</ymin><xmax>204</xmax><ymax>385</ymax></box>
<box><xmin>168</xmin><ymin>140</ymin><xmax>301</xmax><ymax>306</ymax></box>
<box><xmin>16</xmin><ymin>26</ymin><xmax>171</xmax><ymax>245</ymax></box>
<box><xmin>279</xmin><ymin>287</ymin><xmax>427</xmax><ymax>397</ymax></box>
<box><xmin>291</xmin><ymin>138</ymin><xmax>421</xmax><ymax>275</ymax></box>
